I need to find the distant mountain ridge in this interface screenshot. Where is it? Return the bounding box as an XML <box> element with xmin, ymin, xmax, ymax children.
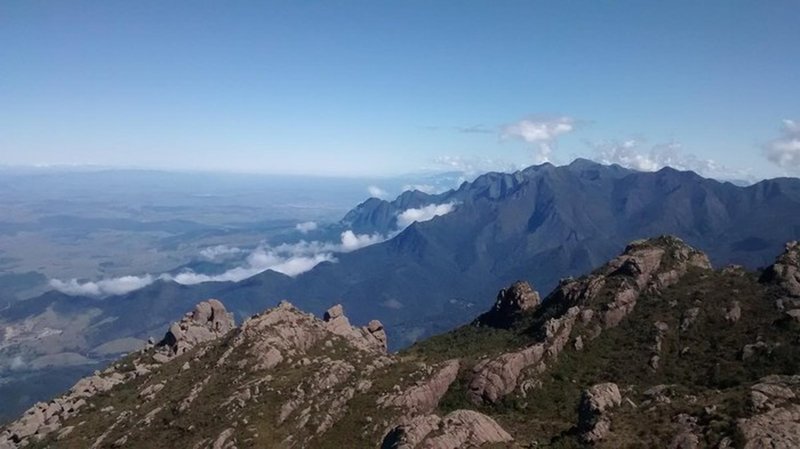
<box><xmin>2</xmin><ymin>160</ymin><xmax>800</xmax><ymax>421</ymax></box>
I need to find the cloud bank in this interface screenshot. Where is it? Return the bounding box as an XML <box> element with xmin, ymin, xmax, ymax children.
<box><xmin>50</xmin><ymin>200</ymin><xmax>459</xmax><ymax>297</ymax></box>
<box><xmin>764</xmin><ymin>119</ymin><xmax>800</xmax><ymax>172</ymax></box>
<box><xmin>200</xmin><ymin>245</ymin><xmax>244</xmax><ymax>261</ymax></box>
<box><xmin>49</xmin><ymin>275</ymin><xmax>156</xmax><ymax>296</ymax></box>
<box><xmin>591</xmin><ymin>139</ymin><xmax>746</xmax><ymax>180</ymax></box>
<box><xmin>172</xmin><ymin>250</ymin><xmax>335</xmax><ymax>284</ymax></box>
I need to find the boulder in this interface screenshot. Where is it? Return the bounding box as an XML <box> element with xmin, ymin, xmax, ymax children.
<box><xmin>725</xmin><ymin>301</ymin><xmax>742</xmax><ymax>323</ymax></box>
<box><xmin>680</xmin><ymin>307</ymin><xmax>700</xmax><ymax>331</ymax></box>
<box><xmin>364</xmin><ymin>320</ymin><xmax>389</xmax><ymax>352</ymax></box>
<box><xmin>578</xmin><ymin>383</ymin><xmax>622</xmax><ymax>443</ymax></box>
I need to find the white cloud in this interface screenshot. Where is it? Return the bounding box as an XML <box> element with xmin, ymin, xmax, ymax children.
<box><xmin>503</xmin><ymin>116</ymin><xmax>577</xmax><ymax>163</ymax></box>
<box><xmin>589</xmin><ymin>139</ymin><xmax>755</xmax><ymax>182</ymax></box>
<box><xmin>431</xmin><ymin>156</ymin><xmax>520</xmax><ymax>176</ymax></box>
<box><xmin>295</xmin><ymin>221</ymin><xmax>318</xmax><ymax>233</ymax></box>
<box><xmin>172</xmin><ymin>229</ymin><xmax>387</xmax><ymax>286</ymax></box>
<box><xmin>48</xmin><ymin>201</ymin><xmax>457</xmax><ymax>297</ymax></box>
<box><xmin>593</xmin><ymin>139</ymin><xmax>724</xmax><ymax>174</ymax></box>
<box><xmin>172</xmin><ymin>250</ymin><xmax>335</xmax><ymax>284</ymax></box>
<box><xmin>367</xmin><ymin>185</ymin><xmax>388</xmax><ymax>198</ymax></box>
<box><xmin>199</xmin><ymin>245</ymin><xmax>244</xmax><ymax>261</ymax></box>
<box><xmin>764</xmin><ymin>119</ymin><xmax>800</xmax><ymax>172</ymax></box>
<box><xmin>340</xmin><ymin>230</ymin><xmax>384</xmax><ymax>252</ymax></box>
<box><xmin>396</xmin><ymin>202</ymin><xmax>457</xmax><ymax>229</ymax></box>
<box><xmin>49</xmin><ymin>274</ymin><xmax>156</xmax><ymax>296</ymax></box>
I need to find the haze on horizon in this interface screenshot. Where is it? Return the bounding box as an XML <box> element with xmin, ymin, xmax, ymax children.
<box><xmin>2</xmin><ymin>1</ymin><xmax>799</xmax><ymax>181</ymax></box>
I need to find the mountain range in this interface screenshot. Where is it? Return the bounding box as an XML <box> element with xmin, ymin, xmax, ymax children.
<box><xmin>2</xmin><ymin>160</ymin><xmax>800</xmax><ymax>421</ymax></box>
<box><xmin>2</xmin><ymin>236</ymin><xmax>798</xmax><ymax>448</ymax></box>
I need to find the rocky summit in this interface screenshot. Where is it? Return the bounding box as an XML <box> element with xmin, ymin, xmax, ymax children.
<box><xmin>2</xmin><ymin>235</ymin><xmax>800</xmax><ymax>448</ymax></box>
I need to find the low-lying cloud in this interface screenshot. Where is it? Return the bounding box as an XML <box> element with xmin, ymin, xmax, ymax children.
<box><xmin>49</xmin><ymin>274</ymin><xmax>157</xmax><ymax>296</ymax></box>
<box><xmin>50</xmin><ymin>199</ymin><xmax>459</xmax><ymax>297</ymax></box>
<box><xmin>172</xmin><ymin>250</ymin><xmax>335</xmax><ymax>284</ymax></box>
<box><xmin>367</xmin><ymin>185</ymin><xmax>388</xmax><ymax>199</ymax></box>
<box><xmin>340</xmin><ymin>230</ymin><xmax>384</xmax><ymax>252</ymax></box>
<box><xmin>200</xmin><ymin>244</ymin><xmax>244</xmax><ymax>261</ymax></box>
<box><xmin>764</xmin><ymin>119</ymin><xmax>800</xmax><ymax>172</ymax></box>
<box><xmin>295</xmin><ymin>221</ymin><xmax>318</xmax><ymax>233</ymax></box>
<box><xmin>396</xmin><ymin>202</ymin><xmax>457</xmax><ymax>228</ymax></box>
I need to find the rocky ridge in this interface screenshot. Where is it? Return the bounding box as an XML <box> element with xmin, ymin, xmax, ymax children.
<box><xmin>2</xmin><ymin>235</ymin><xmax>799</xmax><ymax>448</ymax></box>
<box><xmin>468</xmin><ymin>236</ymin><xmax>712</xmax><ymax>405</ymax></box>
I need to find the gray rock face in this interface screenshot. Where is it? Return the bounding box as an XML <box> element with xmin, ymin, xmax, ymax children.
<box><xmin>380</xmin><ymin>359</ymin><xmax>460</xmax><ymax>414</ymax></box>
<box><xmin>578</xmin><ymin>382</ymin><xmax>622</xmax><ymax>443</ymax></box>
<box><xmin>476</xmin><ymin>280</ymin><xmax>541</xmax><ymax>328</ymax></box>
<box><xmin>467</xmin><ymin>306</ymin><xmax>580</xmax><ymax>405</ymax></box>
<box><xmin>738</xmin><ymin>375</ymin><xmax>800</xmax><ymax>449</ymax></box>
<box><xmin>381</xmin><ymin>410</ymin><xmax>513</xmax><ymax>449</ymax></box>
<box><xmin>381</xmin><ymin>414</ymin><xmax>442</xmax><ymax>449</ymax></box>
<box><xmin>761</xmin><ymin>240</ymin><xmax>800</xmax><ymax>297</ymax></box>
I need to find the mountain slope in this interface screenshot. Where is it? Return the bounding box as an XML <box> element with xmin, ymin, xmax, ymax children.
<box><xmin>3</xmin><ymin>236</ymin><xmax>799</xmax><ymax>448</ymax></box>
<box><xmin>3</xmin><ymin>161</ymin><xmax>800</xmax><ymax>421</ymax></box>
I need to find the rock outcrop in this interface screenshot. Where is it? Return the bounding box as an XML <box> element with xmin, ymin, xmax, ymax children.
<box><xmin>323</xmin><ymin>304</ymin><xmax>388</xmax><ymax>352</ymax></box>
<box><xmin>725</xmin><ymin>300</ymin><xmax>742</xmax><ymax>323</ymax></box>
<box><xmin>158</xmin><ymin>298</ymin><xmax>235</xmax><ymax>356</ymax></box>
<box><xmin>761</xmin><ymin>240</ymin><xmax>800</xmax><ymax>297</ymax></box>
<box><xmin>0</xmin><ymin>299</ymin><xmax>391</xmax><ymax>449</ymax></box>
<box><xmin>649</xmin><ymin>321</ymin><xmax>670</xmax><ymax>371</ymax></box>
<box><xmin>379</xmin><ymin>359</ymin><xmax>460</xmax><ymax>414</ymax></box>
<box><xmin>381</xmin><ymin>410</ymin><xmax>513</xmax><ymax>449</ymax></box>
<box><xmin>468</xmin><ymin>306</ymin><xmax>579</xmax><ymax>404</ymax></box>
<box><xmin>475</xmin><ymin>280</ymin><xmax>540</xmax><ymax>328</ymax></box>
<box><xmin>0</xmin><ymin>362</ymin><xmax>130</xmax><ymax>445</ymax></box>
<box><xmin>738</xmin><ymin>375</ymin><xmax>800</xmax><ymax>449</ymax></box>
<box><xmin>467</xmin><ymin>236</ymin><xmax>711</xmax><ymax>405</ymax></box>
<box><xmin>577</xmin><ymin>383</ymin><xmax>622</xmax><ymax>443</ymax></box>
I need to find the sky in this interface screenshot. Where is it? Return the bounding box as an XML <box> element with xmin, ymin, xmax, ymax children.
<box><xmin>2</xmin><ymin>1</ymin><xmax>799</xmax><ymax>180</ymax></box>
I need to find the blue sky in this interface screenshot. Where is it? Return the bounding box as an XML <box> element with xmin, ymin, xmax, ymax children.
<box><xmin>2</xmin><ymin>1</ymin><xmax>799</xmax><ymax>179</ymax></box>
